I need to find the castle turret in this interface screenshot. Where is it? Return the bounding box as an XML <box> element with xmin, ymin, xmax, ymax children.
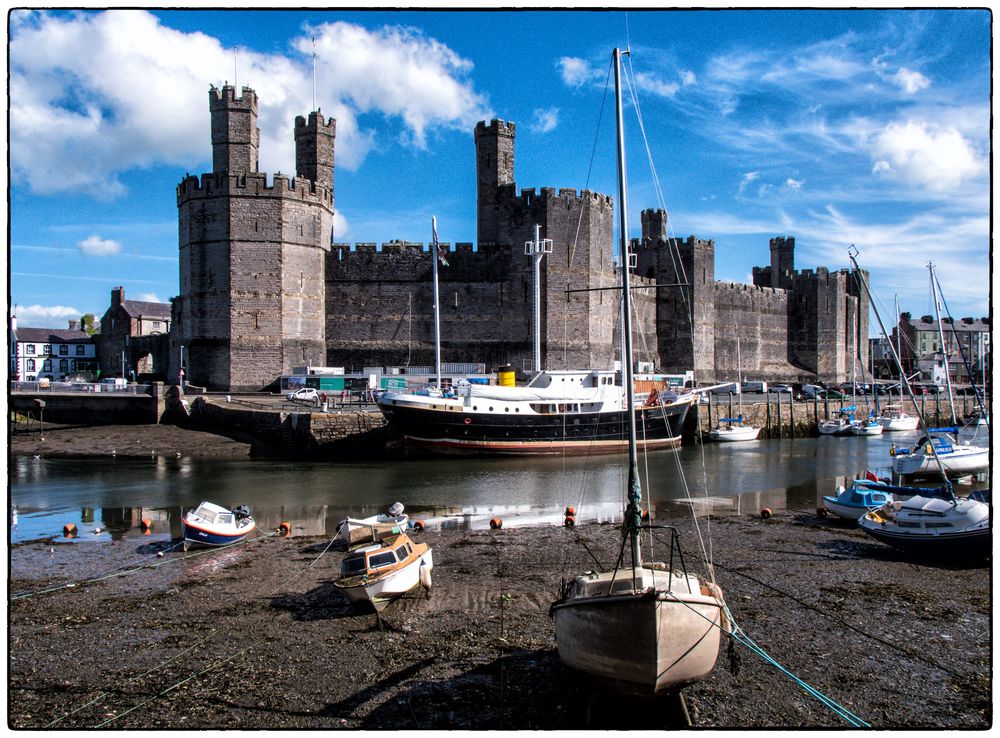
<box><xmin>295</xmin><ymin>111</ymin><xmax>336</xmax><ymax>192</ymax></box>
<box><xmin>210</xmin><ymin>84</ymin><xmax>260</xmax><ymax>175</ymax></box>
<box><xmin>474</xmin><ymin>119</ymin><xmax>516</xmax><ymax>246</ymax></box>
<box><xmin>769</xmin><ymin>236</ymin><xmax>795</xmax><ymax>290</ymax></box>
<box><xmin>640</xmin><ymin>209</ymin><xmax>668</xmax><ymax>244</ymax></box>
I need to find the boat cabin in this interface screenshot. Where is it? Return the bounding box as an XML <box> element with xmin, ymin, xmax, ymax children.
<box><xmin>187</xmin><ymin>501</ymin><xmax>241</xmax><ymax>528</ymax></box>
<box><xmin>340</xmin><ymin>534</ymin><xmax>418</xmax><ymax>578</ymax></box>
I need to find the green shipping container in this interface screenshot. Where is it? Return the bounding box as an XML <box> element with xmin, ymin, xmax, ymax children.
<box><xmin>305</xmin><ymin>376</ymin><xmax>346</xmax><ymax>391</ymax></box>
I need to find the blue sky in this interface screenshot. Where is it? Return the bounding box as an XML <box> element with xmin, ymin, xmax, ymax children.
<box><xmin>8</xmin><ymin>7</ymin><xmax>992</xmax><ymax>332</ymax></box>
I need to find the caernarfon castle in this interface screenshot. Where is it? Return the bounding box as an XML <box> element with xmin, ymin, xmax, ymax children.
<box><xmin>168</xmin><ymin>84</ymin><xmax>868</xmax><ymax>392</ymax></box>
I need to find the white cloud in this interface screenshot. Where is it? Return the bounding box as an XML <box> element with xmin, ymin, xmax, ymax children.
<box><xmin>892</xmin><ymin>67</ymin><xmax>930</xmax><ymax>94</ymax></box>
<box><xmin>634</xmin><ymin>72</ymin><xmax>679</xmax><ymax>98</ymax></box>
<box><xmin>13</xmin><ymin>304</ymin><xmax>81</xmax><ymax>328</ymax></box>
<box><xmin>133</xmin><ymin>292</ymin><xmax>163</xmax><ymax>303</ymax></box>
<box><xmin>530</xmin><ymin>107</ymin><xmax>559</xmax><ymax>134</ymax></box>
<box><xmin>737</xmin><ymin>171</ymin><xmax>759</xmax><ymax>194</ymax></box>
<box><xmin>785</xmin><ymin>178</ymin><xmax>803</xmax><ymax>189</ymax></box>
<box><xmin>78</xmin><ymin>235</ymin><xmax>122</xmax><ymax>256</ymax></box>
<box><xmin>869</xmin><ymin>120</ymin><xmax>983</xmax><ymax>191</ymax></box>
<box><xmin>559</xmin><ymin>56</ymin><xmax>600</xmax><ymax>87</ymax></box>
<box><xmin>9</xmin><ymin>11</ymin><xmax>490</xmax><ymax>197</ymax></box>
<box><xmin>680</xmin><ymin>69</ymin><xmax>696</xmax><ymax>86</ymax></box>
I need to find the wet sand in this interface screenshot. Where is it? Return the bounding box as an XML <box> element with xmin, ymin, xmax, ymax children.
<box><xmin>9</xmin><ymin>423</ymin><xmax>254</xmax><ymax>459</ymax></box>
<box><xmin>8</xmin><ymin>512</ymin><xmax>990</xmax><ymax>729</ymax></box>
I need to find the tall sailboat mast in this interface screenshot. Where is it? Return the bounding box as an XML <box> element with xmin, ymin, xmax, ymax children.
<box><xmin>928</xmin><ymin>262</ymin><xmax>957</xmax><ymax>425</ymax></box>
<box><xmin>432</xmin><ymin>216</ymin><xmax>442</xmax><ymax>390</ymax></box>
<box><xmin>613</xmin><ymin>47</ymin><xmax>642</xmax><ymax>567</ymax></box>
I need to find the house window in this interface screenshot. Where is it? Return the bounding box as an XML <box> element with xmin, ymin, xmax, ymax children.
<box><xmin>43</xmin><ymin>360</ymin><xmax>51</xmax><ymax>371</ymax></box>
<box><xmin>59</xmin><ymin>344</ymin><xmax>68</xmax><ymax>355</ymax></box>
<box><xmin>25</xmin><ymin>344</ymin><xmax>35</xmax><ymax>355</ymax></box>
<box><xmin>26</xmin><ymin>359</ymin><xmax>35</xmax><ymax>371</ymax></box>
<box><xmin>59</xmin><ymin>359</ymin><xmax>68</xmax><ymax>372</ymax></box>
<box><xmin>76</xmin><ymin>345</ymin><xmax>86</xmax><ymax>355</ymax></box>
<box><xmin>42</xmin><ymin>344</ymin><xmax>51</xmax><ymax>355</ymax></box>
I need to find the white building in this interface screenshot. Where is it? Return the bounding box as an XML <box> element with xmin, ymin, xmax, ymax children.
<box><xmin>10</xmin><ymin>318</ymin><xmax>97</xmax><ymax>381</ymax></box>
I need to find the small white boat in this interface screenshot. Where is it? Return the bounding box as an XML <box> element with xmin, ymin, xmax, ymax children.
<box><xmin>858</xmin><ymin>495</ymin><xmax>990</xmax><ymax>558</ymax></box>
<box><xmin>182</xmin><ymin>501</ymin><xmax>256</xmax><ymax>550</ymax></box>
<box><xmin>879</xmin><ymin>405</ymin><xmax>920</xmax><ymax>432</ymax></box>
<box><xmin>818</xmin><ymin>416</ymin><xmax>852</xmax><ymax>435</ymax></box>
<box><xmin>891</xmin><ymin>433</ymin><xmax>989</xmax><ymax>478</ymax></box>
<box><xmin>334</xmin><ymin>531</ymin><xmax>433</xmax><ymax>611</ymax></box>
<box><xmin>850</xmin><ymin>417</ymin><xmax>884</xmax><ymax>436</ymax></box>
<box><xmin>708</xmin><ymin>415</ymin><xmax>761</xmax><ymax>442</ymax></box>
<box><xmin>336</xmin><ymin>502</ymin><xmax>408</xmax><ymax>538</ymax></box>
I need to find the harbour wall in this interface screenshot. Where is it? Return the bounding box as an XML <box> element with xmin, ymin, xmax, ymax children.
<box><xmin>9</xmin><ymin>383</ymin><xmax>167</xmax><ymax>425</ymax></box>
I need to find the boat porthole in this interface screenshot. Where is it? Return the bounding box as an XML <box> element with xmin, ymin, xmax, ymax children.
<box><xmin>473</xmin><ymin>406</ymin><xmax>478</xmax><ymax>411</ymax></box>
<box><xmin>464</xmin><ymin>417</ymin><xmax>471</xmax><ymax>425</ymax></box>
<box><xmin>515</xmin><ymin>408</ymin><xmax>519</xmax><ymax>412</ymax></box>
<box><xmin>505</xmin><ymin>407</ymin><xmax>509</xmax><ymax>412</ymax></box>
<box><xmin>489</xmin><ymin>407</ymin><xmax>494</xmax><ymax>411</ymax></box>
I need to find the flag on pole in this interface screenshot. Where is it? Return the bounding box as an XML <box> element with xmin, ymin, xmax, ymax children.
<box><xmin>433</xmin><ymin>217</ymin><xmax>449</xmax><ymax>266</ymax></box>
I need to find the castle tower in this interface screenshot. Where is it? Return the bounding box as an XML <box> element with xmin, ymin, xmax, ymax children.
<box><xmin>295</xmin><ymin>111</ymin><xmax>336</xmax><ymax>191</ymax></box>
<box><xmin>640</xmin><ymin>209</ymin><xmax>668</xmax><ymax>244</ymax></box>
<box><xmin>769</xmin><ymin>236</ymin><xmax>795</xmax><ymax>290</ymax></box>
<box><xmin>474</xmin><ymin>119</ymin><xmax>516</xmax><ymax>246</ymax></box>
<box><xmin>210</xmin><ymin>85</ymin><xmax>260</xmax><ymax>175</ymax></box>
<box><xmin>177</xmin><ymin>88</ymin><xmax>334</xmax><ymax>391</ymax></box>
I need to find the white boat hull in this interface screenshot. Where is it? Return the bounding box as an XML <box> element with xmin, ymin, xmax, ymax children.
<box><xmin>880</xmin><ymin>415</ymin><xmax>919</xmax><ymax>432</ymax></box>
<box><xmin>817</xmin><ymin>420</ymin><xmax>851</xmax><ymax>435</ymax></box>
<box><xmin>708</xmin><ymin>425</ymin><xmax>761</xmax><ymax>442</ymax></box>
<box><xmin>552</xmin><ymin>570</ymin><xmax>724</xmax><ymax>696</ymax></box>
<box><xmin>893</xmin><ymin>445</ymin><xmax>989</xmax><ymax>477</ymax></box>
<box><xmin>851</xmin><ymin>423</ymin><xmax>884</xmax><ymax>436</ymax></box>
<box><xmin>338</xmin><ymin>550</ymin><xmax>433</xmax><ymax>611</ymax></box>
<box><xmin>822</xmin><ymin>498</ymin><xmax>870</xmax><ymax>522</ymax></box>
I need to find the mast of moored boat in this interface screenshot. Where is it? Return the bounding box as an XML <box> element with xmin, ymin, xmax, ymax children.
<box><xmin>432</xmin><ymin>216</ymin><xmax>443</xmax><ymax>390</ymax></box>
<box><xmin>613</xmin><ymin>47</ymin><xmax>642</xmax><ymax>568</ymax></box>
<box><xmin>928</xmin><ymin>262</ymin><xmax>957</xmax><ymax>426</ymax></box>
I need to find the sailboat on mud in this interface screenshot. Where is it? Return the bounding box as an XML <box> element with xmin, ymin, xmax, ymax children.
<box><xmin>550</xmin><ymin>48</ymin><xmax>727</xmax><ymax>697</ymax></box>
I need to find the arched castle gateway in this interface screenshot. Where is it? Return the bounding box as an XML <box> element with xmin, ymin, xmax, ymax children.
<box><xmin>173</xmin><ymin>86</ymin><xmax>867</xmax><ymax>391</ymax></box>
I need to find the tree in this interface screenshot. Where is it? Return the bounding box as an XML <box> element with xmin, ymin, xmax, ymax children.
<box><xmin>80</xmin><ymin>314</ymin><xmax>99</xmax><ymax>335</ymax></box>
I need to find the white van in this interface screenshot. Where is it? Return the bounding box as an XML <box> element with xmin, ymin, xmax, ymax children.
<box><xmin>800</xmin><ymin>384</ymin><xmax>825</xmax><ymax>399</ymax></box>
<box><xmin>742</xmin><ymin>381</ymin><xmax>768</xmax><ymax>394</ymax></box>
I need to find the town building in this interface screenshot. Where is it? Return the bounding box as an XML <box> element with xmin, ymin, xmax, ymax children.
<box><xmin>897</xmin><ymin>313</ymin><xmax>990</xmax><ymax>386</ymax></box>
<box><xmin>96</xmin><ymin>286</ymin><xmax>172</xmax><ymax>382</ymax></box>
<box><xmin>10</xmin><ymin>317</ymin><xmax>96</xmax><ymax>381</ymax></box>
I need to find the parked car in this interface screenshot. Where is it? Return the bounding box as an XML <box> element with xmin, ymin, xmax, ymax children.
<box><xmin>770</xmin><ymin>384</ymin><xmax>793</xmax><ymax>394</ymax></box>
<box><xmin>799</xmin><ymin>384</ymin><xmax>826</xmax><ymax>399</ymax></box>
<box><xmin>708</xmin><ymin>382</ymin><xmax>739</xmax><ymax>395</ymax></box>
<box><xmin>287</xmin><ymin>387</ymin><xmax>319</xmax><ymax>403</ymax></box>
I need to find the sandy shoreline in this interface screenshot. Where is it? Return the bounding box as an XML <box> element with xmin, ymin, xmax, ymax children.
<box><xmin>8</xmin><ymin>511</ymin><xmax>990</xmax><ymax>729</ymax></box>
<box><xmin>10</xmin><ymin>423</ymin><xmax>255</xmax><ymax>459</ymax></box>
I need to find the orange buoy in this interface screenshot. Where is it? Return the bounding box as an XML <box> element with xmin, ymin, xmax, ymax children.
<box><xmin>412</xmin><ymin>520</ymin><xmax>426</xmax><ymax>531</ymax></box>
<box><xmin>641</xmin><ymin>509</ymin><xmax>650</xmax><ymax>521</ymax></box>
<box><xmin>760</xmin><ymin>508</ymin><xmax>772</xmax><ymax>520</ymax></box>
<box><xmin>63</xmin><ymin>523</ymin><xmax>77</xmax><ymax>537</ymax></box>
<box><xmin>564</xmin><ymin>506</ymin><xmax>576</xmax><ymax>517</ymax></box>
<box><xmin>564</xmin><ymin>515</ymin><xmax>575</xmax><ymax>528</ymax></box>
<box><xmin>489</xmin><ymin>517</ymin><xmax>503</xmax><ymax>529</ymax></box>
<box><xmin>277</xmin><ymin>521</ymin><xmax>292</xmax><ymax>536</ymax></box>
<box><xmin>140</xmin><ymin>518</ymin><xmax>153</xmax><ymax>530</ymax></box>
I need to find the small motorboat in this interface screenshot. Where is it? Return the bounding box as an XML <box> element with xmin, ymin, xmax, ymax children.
<box><xmin>336</xmin><ymin>502</ymin><xmax>409</xmax><ymax>546</ymax></box>
<box><xmin>818</xmin><ymin>408</ymin><xmax>855</xmax><ymax>436</ymax></box>
<box><xmin>879</xmin><ymin>405</ymin><xmax>920</xmax><ymax>432</ymax></box>
<box><xmin>182</xmin><ymin>501</ymin><xmax>256</xmax><ymax>550</ymax></box>
<box><xmin>851</xmin><ymin>415</ymin><xmax>884</xmax><ymax>436</ymax></box>
<box><xmin>891</xmin><ymin>432</ymin><xmax>989</xmax><ymax>478</ymax></box>
<box><xmin>334</xmin><ymin>531</ymin><xmax>433</xmax><ymax>611</ymax></box>
<box><xmin>858</xmin><ymin>494</ymin><xmax>990</xmax><ymax>559</ymax></box>
<box><xmin>708</xmin><ymin>415</ymin><xmax>761</xmax><ymax>442</ymax></box>
<box><xmin>822</xmin><ymin>477</ymin><xmax>895</xmax><ymax>522</ymax></box>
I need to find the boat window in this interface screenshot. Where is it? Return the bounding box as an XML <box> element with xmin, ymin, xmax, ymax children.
<box><xmin>897</xmin><ymin>521</ymin><xmax>922</xmax><ymax>529</ymax></box>
<box><xmin>873</xmin><ymin>495</ymin><xmax>887</xmax><ymax>502</ymax></box>
<box><xmin>394</xmin><ymin>545</ymin><xmax>409</xmax><ymax>560</ymax></box>
<box><xmin>851</xmin><ymin>494</ymin><xmax>863</xmax><ymax>503</ymax></box>
<box><xmin>925</xmin><ymin>522</ymin><xmax>953</xmax><ymax>528</ymax></box>
<box><xmin>341</xmin><ymin>555</ymin><xmax>366</xmax><ymax>576</ymax></box>
<box><xmin>611</xmin><ymin>580</ymin><xmax>636</xmax><ymax>593</ymax></box>
<box><xmin>217</xmin><ymin>513</ymin><xmax>233</xmax><ymax>526</ymax></box>
<box><xmin>369</xmin><ymin>552</ymin><xmax>397</xmax><ymax>569</ymax></box>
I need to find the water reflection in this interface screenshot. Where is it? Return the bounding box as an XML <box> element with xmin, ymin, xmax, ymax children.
<box><xmin>10</xmin><ymin>431</ymin><xmax>987</xmax><ymax>545</ymax></box>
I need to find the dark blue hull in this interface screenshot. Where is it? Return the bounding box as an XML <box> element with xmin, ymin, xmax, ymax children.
<box><xmin>182</xmin><ymin>520</ymin><xmax>255</xmax><ymax>548</ymax></box>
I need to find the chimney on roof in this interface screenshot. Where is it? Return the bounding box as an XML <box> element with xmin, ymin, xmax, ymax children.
<box><xmin>112</xmin><ymin>286</ymin><xmax>124</xmax><ymax>307</ymax></box>
<box><xmin>68</xmin><ymin>319</ymin><xmax>78</xmax><ymax>331</ymax></box>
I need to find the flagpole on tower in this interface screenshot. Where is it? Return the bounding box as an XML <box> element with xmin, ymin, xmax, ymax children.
<box><xmin>312</xmin><ymin>37</ymin><xmax>317</xmax><ymax>111</ymax></box>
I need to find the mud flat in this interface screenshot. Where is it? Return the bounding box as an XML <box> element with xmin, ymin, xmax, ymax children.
<box><xmin>8</xmin><ymin>512</ymin><xmax>990</xmax><ymax>729</ymax></box>
<box><xmin>9</xmin><ymin>423</ymin><xmax>254</xmax><ymax>459</ymax></box>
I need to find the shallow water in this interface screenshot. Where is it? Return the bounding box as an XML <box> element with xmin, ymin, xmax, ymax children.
<box><xmin>10</xmin><ymin>430</ymin><xmax>987</xmax><ymax>544</ymax></box>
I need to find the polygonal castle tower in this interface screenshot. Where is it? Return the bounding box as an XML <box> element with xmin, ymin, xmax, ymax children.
<box><xmin>175</xmin><ymin>84</ymin><xmax>335</xmax><ymax>391</ymax></box>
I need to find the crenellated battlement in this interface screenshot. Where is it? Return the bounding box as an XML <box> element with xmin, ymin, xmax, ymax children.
<box><xmin>177</xmin><ymin>171</ymin><xmax>334</xmax><ymax>206</ymax></box>
<box><xmin>209</xmin><ymin>84</ymin><xmax>258</xmax><ymax>111</ymax></box>
<box><xmin>475</xmin><ymin>118</ymin><xmax>516</xmax><ymax>138</ymax></box>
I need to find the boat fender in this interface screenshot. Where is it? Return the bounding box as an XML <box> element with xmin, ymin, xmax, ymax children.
<box><xmin>564</xmin><ymin>515</ymin><xmax>575</xmax><ymax>528</ymax></box>
<box><xmin>564</xmin><ymin>506</ymin><xmax>576</xmax><ymax>517</ymax></box>
<box><xmin>925</xmin><ymin>444</ymin><xmax>934</xmax><ymax>455</ymax></box>
<box><xmin>889</xmin><ymin>444</ymin><xmax>895</xmax><ymax>456</ymax></box>
<box><xmin>759</xmin><ymin>508</ymin><xmax>772</xmax><ymax>520</ymax></box>
<box><xmin>489</xmin><ymin>517</ymin><xmax>503</xmax><ymax>529</ymax></box>
<box><xmin>464</xmin><ymin>417</ymin><xmax>472</xmax><ymax>425</ymax></box>
<box><xmin>63</xmin><ymin>523</ymin><xmax>77</xmax><ymax>537</ymax></box>
<box><xmin>277</xmin><ymin>521</ymin><xmax>292</xmax><ymax>536</ymax></box>
<box><xmin>419</xmin><ymin>559</ymin><xmax>432</xmax><ymax>590</ymax></box>
<box><xmin>641</xmin><ymin>510</ymin><xmax>650</xmax><ymax>521</ymax></box>
<box><xmin>412</xmin><ymin>520</ymin><xmax>426</xmax><ymax>531</ymax></box>
<box><xmin>140</xmin><ymin>518</ymin><xmax>154</xmax><ymax>531</ymax></box>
